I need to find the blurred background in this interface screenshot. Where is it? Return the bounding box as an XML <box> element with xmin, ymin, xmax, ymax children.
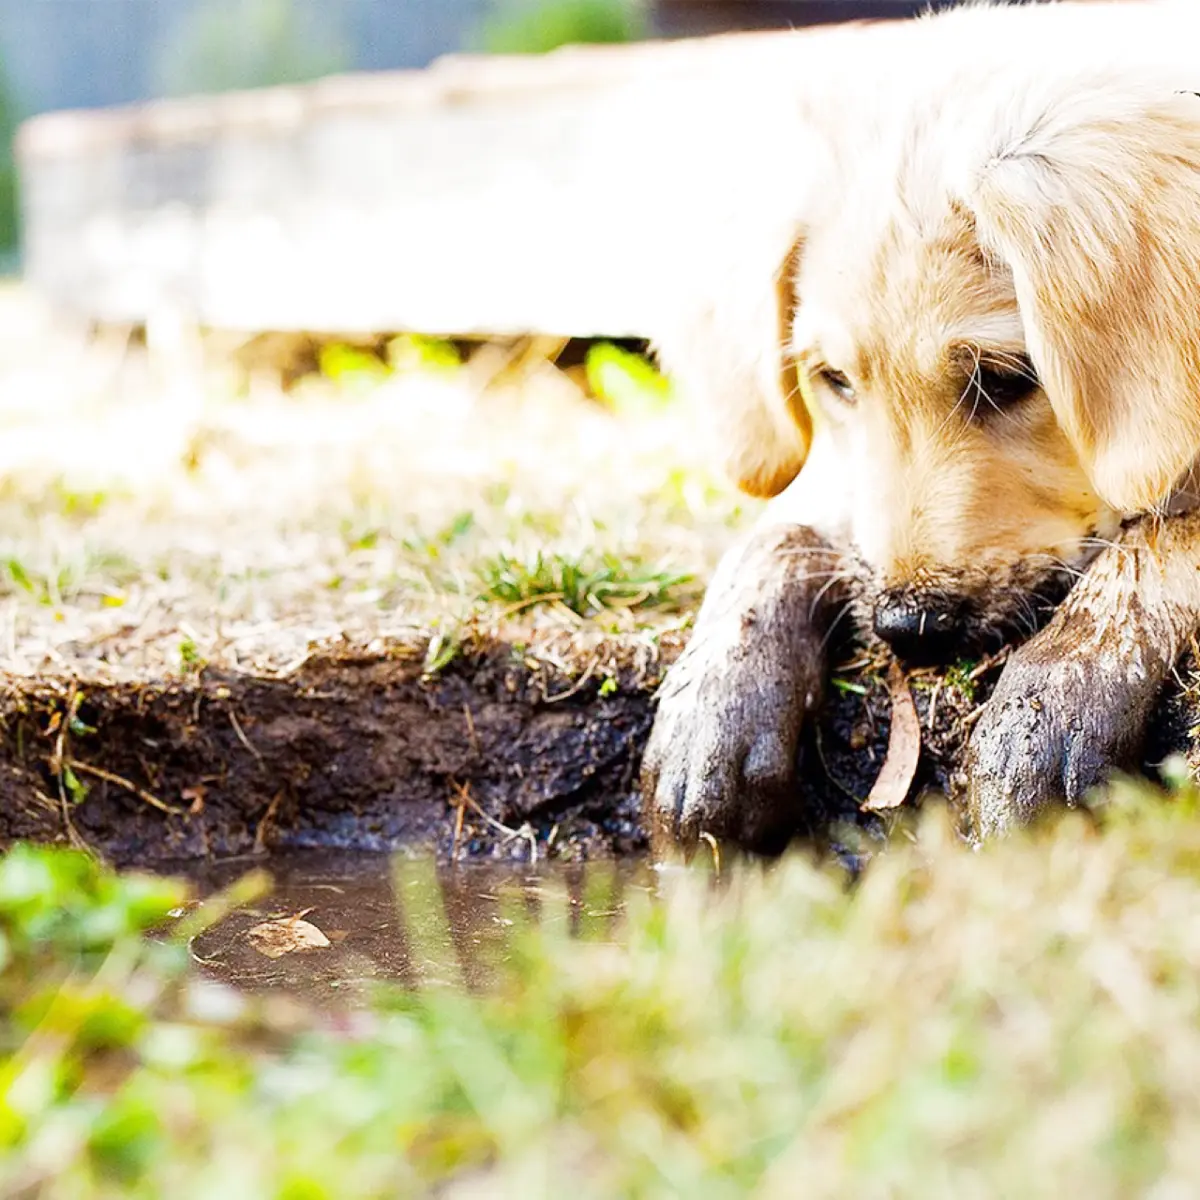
<box><xmin>0</xmin><ymin>0</ymin><xmax>945</xmax><ymax>271</ymax></box>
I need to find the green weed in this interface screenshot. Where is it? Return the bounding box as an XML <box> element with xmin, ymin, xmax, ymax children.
<box><xmin>178</xmin><ymin>638</ymin><xmax>206</xmax><ymax>673</ymax></box>
<box><xmin>1</xmin><ymin>551</ymin><xmax>139</xmax><ymax>607</ymax></box>
<box><xmin>943</xmin><ymin>660</ymin><xmax>979</xmax><ymax>704</ymax></box>
<box><xmin>585</xmin><ymin>342</ymin><xmax>674</xmax><ymax>416</ymax></box>
<box><xmin>423</xmin><ymin>624</ymin><xmax>465</xmax><ymax>677</ymax></box>
<box><xmin>318</xmin><ymin>343</ymin><xmax>391</xmax><ymax>387</ymax></box>
<box><xmin>477</xmin><ymin>0</ymin><xmax>646</xmax><ymax>55</ymax></box>
<box><xmin>474</xmin><ymin>548</ymin><xmax>693</xmax><ymax>617</ymax></box>
<box><xmin>388</xmin><ymin>334</ymin><xmax>462</xmax><ymax>375</ymax></box>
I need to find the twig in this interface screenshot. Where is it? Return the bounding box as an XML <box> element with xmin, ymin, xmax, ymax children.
<box><xmin>50</xmin><ymin>685</ymin><xmax>89</xmax><ymax>852</ymax></box>
<box><xmin>229</xmin><ymin>709</ymin><xmax>265</xmax><ymax>763</ymax></box>
<box><xmin>961</xmin><ymin>704</ymin><xmax>988</xmax><ymax>730</ymax></box>
<box><xmin>65</xmin><ymin>760</ymin><xmax>184</xmax><ymax>816</ymax></box>
<box><xmin>699</xmin><ymin>831</ymin><xmax>721</xmax><ymax>881</ymax></box>
<box><xmin>968</xmin><ymin>646</ymin><xmax>1011</xmax><ymax>681</ymax></box>
<box><xmin>813</xmin><ymin>725</ymin><xmax>864</xmax><ymax>804</ymax></box>
<box><xmin>927</xmin><ymin>678</ymin><xmax>943</xmax><ymax>732</ymax></box>
<box><xmin>450</xmin><ymin>799</ymin><xmax>466</xmax><ymax>862</ymax></box>
<box><xmin>543</xmin><ymin>656</ymin><xmax>598</xmax><ymax>703</ymax></box>
<box><xmin>253</xmin><ymin>789</ymin><xmax>285</xmax><ymax>854</ymax></box>
<box><xmin>520</xmin><ymin>822</ymin><xmax>539</xmax><ymax>866</ymax></box>
<box><xmin>500</xmin><ymin>592</ymin><xmax>564</xmax><ymax>619</ymax></box>
<box><xmin>462</xmin><ymin>704</ymin><xmax>481</xmax><ymax>757</ymax></box>
<box><xmin>450</xmin><ymin>780</ymin><xmax>538</xmax><ymax>865</ymax></box>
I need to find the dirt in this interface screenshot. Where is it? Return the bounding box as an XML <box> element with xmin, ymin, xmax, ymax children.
<box><xmin>2</xmin><ymin>625</ymin><xmax>1195</xmax><ymax>866</ymax></box>
<box><xmin>0</xmin><ymin>636</ymin><xmax>661</xmax><ymax>864</ymax></box>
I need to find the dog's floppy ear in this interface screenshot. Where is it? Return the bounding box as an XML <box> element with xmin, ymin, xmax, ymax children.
<box><xmin>640</xmin><ymin>51</ymin><xmax>823</xmax><ymax>500</ymax></box>
<box><xmin>653</xmin><ymin>234</ymin><xmax>810</xmax><ymax>498</ymax></box>
<box><xmin>959</xmin><ymin>83</ymin><xmax>1200</xmax><ymax>514</ymax></box>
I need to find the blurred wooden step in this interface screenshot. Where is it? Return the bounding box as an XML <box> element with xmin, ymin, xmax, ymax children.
<box><xmin>17</xmin><ymin>34</ymin><xmax>814</xmax><ymax>339</ymax></box>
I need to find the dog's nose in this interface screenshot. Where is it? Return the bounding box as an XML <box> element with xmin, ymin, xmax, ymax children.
<box><xmin>873</xmin><ymin>591</ymin><xmax>965</xmax><ymax>665</ymax></box>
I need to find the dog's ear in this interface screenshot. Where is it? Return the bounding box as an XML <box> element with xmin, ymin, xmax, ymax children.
<box><xmin>653</xmin><ymin>234</ymin><xmax>810</xmax><ymax>498</ymax></box>
<box><xmin>638</xmin><ymin>53</ymin><xmax>822</xmax><ymax>500</ymax></box>
<box><xmin>960</xmin><ymin>84</ymin><xmax>1200</xmax><ymax>513</ymax></box>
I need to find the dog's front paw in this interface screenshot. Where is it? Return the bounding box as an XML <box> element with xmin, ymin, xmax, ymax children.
<box><xmin>642</xmin><ymin>619</ymin><xmax>822</xmax><ymax>853</ymax></box>
<box><xmin>641</xmin><ymin>524</ymin><xmax>836</xmax><ymax>855</ymax></box>
<box><xmin>965</xmin><ymin>632</ymin><xmax>1162</xmax><ymax>839</ymax></box>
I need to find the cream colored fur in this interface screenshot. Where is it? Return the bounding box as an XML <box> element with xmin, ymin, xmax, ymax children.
<box><xmin>651</xmin><ymin>0</ymin><xmax>1200</xmax><ymax>590</ymax></box>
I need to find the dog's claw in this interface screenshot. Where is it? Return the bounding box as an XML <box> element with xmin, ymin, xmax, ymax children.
<box><xmin>643</xmin><ymin>658</ymin><xmax>808</xmax><ymax>853</ymax></box>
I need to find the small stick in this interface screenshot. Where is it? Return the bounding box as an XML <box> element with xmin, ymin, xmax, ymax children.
<box><xmin>462</xmin><ymin>704</ymin><xmax>481</xmax><ymax>757</ymax></box>
<box><xmin>450</xmin><ymin>799</ymin><xmax>466</xmax><ymax>861</ymax></box>
<box><xmin>229</xmin><ymin>710</ymin><xmax>264</xmax><ymax>764</ymax></box>
<box><xmin>961</xmin><ymin>704</ymin><xmax>988</xmax><ymax>730</ymax></box>
<box><xmin>451</xmin><ymin>780</ymin><xmax>538</xmax><ymax>865</ymax></box>
<box><xmin>253</xmin><ymin>789</ymin><xmax>285</xmax><ymax>853</ymax></box>
<box><xmin>50</xmin><ymin>684</ymin><xmax>89</xmax><ymax>851</ymax></box>
<box><xmin>968</xmin><ymin>646</ymin><xmax>1011</xmax><ymax>682</ymax></box>
<box><xmin>699</xmin><ymin>831</ymin><xmax>721</xmax><ymax>881</ymax></box>
<box><xmin>927</xmin><ymin>678</ymin><xmax>943</xmax><ymax>732</ymax></box>
<box><xmin>520</xmin><ymin>823</ymin><xmax>539</xmax><ymax>867</ymax></box>
<box><xmin>66</xmin><ymin>760</ymin><xmax>184</xmax><ymax>816</ymax></box>
<box><xmin>544</xmin><ymin>656</ymin><xmax>598</xmax><ymax>704</ymax></box>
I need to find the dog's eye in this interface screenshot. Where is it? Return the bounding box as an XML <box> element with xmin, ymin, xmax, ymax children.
<box><xmin>817</xmin><ymin>368</ymin><xmax>857</xmax><ymax>404</ymax></box>
<box><xmin>967</xmin><ymin>357</ymin><xmax>1040</xmax><ymax>416</ymax></box>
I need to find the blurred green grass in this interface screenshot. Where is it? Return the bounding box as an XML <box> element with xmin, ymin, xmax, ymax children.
<box><xmin>155</xmin><ymin>0</ymin><xmax>350</xmax><ymax>97</ymax></box>
<box><xmin>0</xmin><ymin>58</ymin><xmax>19</xmax><ymax>263</ymax></box>
<box><xmin>6</xmin><ymin>779</ymin><xmax>1200</xmax><ymax>1196</ymax></box>
<box><xmin>477</xmin><ymin>0</ymin><xmax>648</xmax><ymax>54</ymax></box>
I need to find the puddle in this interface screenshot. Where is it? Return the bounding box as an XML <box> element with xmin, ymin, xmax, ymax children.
<box><xmin>170</xmin><ymin>850</ymin><xmax>656</xmax><ymax>1008</ymax></box>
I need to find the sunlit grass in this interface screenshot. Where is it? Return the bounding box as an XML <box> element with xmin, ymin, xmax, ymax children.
<box><xmin>474</xmin><ymin>547</ymin><xmax>695</xmax><ymax>617</ymax></box>
<box><xmin>0</xmin><ymin>289</ymin><xmax>745</xmax><ymax>678</ymax></box>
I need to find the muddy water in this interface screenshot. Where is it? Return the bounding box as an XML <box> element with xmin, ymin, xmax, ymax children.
<box><xmin>172</xmin><ymin>851</ymin><xmax>657</xmax><ymax>1007</ymax></box>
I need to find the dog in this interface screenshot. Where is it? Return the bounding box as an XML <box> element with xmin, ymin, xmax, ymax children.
<box><xmin>640</xmin><ymin>0</ymin><xmax>1200</xmax><ymax>851</ymax></box>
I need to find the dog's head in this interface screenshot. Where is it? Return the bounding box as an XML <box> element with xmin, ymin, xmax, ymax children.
<box><xmin>657</xmin><ymin>13</ymin><xmax>1200</xmax><ymax>664</ymax></box>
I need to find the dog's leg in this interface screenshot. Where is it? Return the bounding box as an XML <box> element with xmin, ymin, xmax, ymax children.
<box><xmin>641</xmin><ymin>522</ymin><xmax>846</xmax><ymax>854</ymax></box>
<box><xmin>967</xmin><ymin>512</ymin><xmax>1200</xmax><ymax>838</ymax></box>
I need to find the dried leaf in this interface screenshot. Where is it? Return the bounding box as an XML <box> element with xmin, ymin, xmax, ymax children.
<box><xmin>862</xmin><ymin>662</ymin><xmax>922</xmax><ymax>812</ymax></box>
<box><xmin>182</xmin><ymin>784</ymin><xmax>207</xmax><ymax>814</ymax></box>
<box><xmin>247</xmin><ymin>910</ymin><xmax>331</xmax><ymax>959</ymax></box>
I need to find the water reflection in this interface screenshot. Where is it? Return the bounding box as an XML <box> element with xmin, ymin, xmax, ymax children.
<box><xmin>173</xmin><ymin>851</ymin><xmax>656</xmax><ymax>1008</ymax></box>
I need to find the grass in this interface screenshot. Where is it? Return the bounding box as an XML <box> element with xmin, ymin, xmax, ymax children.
<box><xmin>477</xmin><ymin>0</ymin><xmax>647</xmax><ymax>55</ymax></box>
<box><xmin>474</xmin><ymin>548</ymin><xmax>695</xmax><ymax>617</ymax></box>
<box><xmin>0</xmin><ymin>286</ymin><xmax>742</xmax><ymax>682</ymax></box>
<box><xmin>0</xmin><ymin>56</ymin><xmax>19</xmax><ymax>260</ymax></box>
<box><xmin>7</xmin><ymin>290</ymin><xmax>1194</xmax><ymax>1194</ymax></box>
<box><xmin>5</xmin><ymin>782</ymin><xmax>1200</xmax><ymax>1196</ymax></box>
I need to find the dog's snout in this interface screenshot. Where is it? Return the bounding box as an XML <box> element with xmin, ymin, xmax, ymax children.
<box><xmin>873</xmin><ymin>590</ymin><xmax>965</xmax><ymax>665</ymax></box>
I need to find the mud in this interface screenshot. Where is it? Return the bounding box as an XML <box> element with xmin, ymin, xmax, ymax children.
<box><xmin>178</xmin><ymin>850</ymin><xmax>656</xmax><ymax>1007</ymax></box>
<box><xmin>0</xmin><ymin>636</ymin><xmax>1194</xmax><ymax>865</ymax></box>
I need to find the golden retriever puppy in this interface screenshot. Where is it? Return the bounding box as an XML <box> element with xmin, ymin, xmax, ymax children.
<box><xmin>641</xmin><ymin>0</ymin><xmax>1200</xmax><ymax>849</ymax></box>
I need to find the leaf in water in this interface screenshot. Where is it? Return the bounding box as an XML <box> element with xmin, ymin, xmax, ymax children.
<box><xmin>862</xmin><ymin>663</ymin><xmax>921</xmax><ymax>812</ymax></box>
<box><xmin>247</xmin><ymin>910</ymin><xmax>331</xmax><ymax>959</ymax></box>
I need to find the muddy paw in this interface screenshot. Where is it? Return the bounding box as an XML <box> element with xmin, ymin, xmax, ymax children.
<box><xmin>641</xmin><ymin>525</ymin><xmax>838</xmax><ymax>855</ymax></box>
<box><xmin>642</xmin><ymin>629</ymin><xmax>821</xmax><ymax>854</ymax></box>
<box><xmin>965</xmin><ymin>633</ymin><xmax>1163</xmax><ymax>839</ymax></box>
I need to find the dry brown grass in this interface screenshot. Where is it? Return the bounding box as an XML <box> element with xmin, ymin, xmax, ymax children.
<box><xmin>0</xmin><ymin>286</ymin><xmax>747</xmax><ymax>683</ymax></box>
